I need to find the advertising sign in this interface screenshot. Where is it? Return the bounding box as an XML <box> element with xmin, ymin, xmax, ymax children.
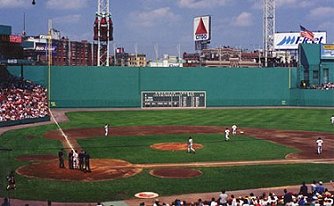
<box><xmin>274</xmin><ymin>32</ymin><xmax>326</xmax><ymax>50</ymax></box>
<box><xmin>9</xmin><ymin>35</ymin><xmax>22</xmax><ymax>43</ymax></box>
<box><xmin>193</xmin><ymin>16</ymin><xmax>211</xmax><ymax>41</ymax></box>
<box><xmin>321</xmin><ymin>44</ymin><xmax>334</xmax><ymax>59</ymax></box>
<box><xmin>35</xmin><ymin>43</ymin><xmax>57</xmax><ymax>54</ymax></box>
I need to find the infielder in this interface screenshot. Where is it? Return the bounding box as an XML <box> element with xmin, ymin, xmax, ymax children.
<box><xmin>231</xmin><ymin>124</ymin><xmax>237</xmax><ymax>135</ymax></box>
<box><xmin>104</xmin><ymin>124</ymin><xmax>109</xmax><ymax>136</ymax></box>
<box><xmin>224</xmin><ymin>128</ymin><xmax>230</xmax><ymax>141</ymax></box>
<box><xmin>187</xmin><ymin>136</ymin><xmax>196</xmax><ymax>153</ymax></box>
<box><xmin>331</xmin><ymin>115</ymin><xmax>334</xmax><ymax>125</ymax></box>
<box><xmin>316</xmin><ymin>137</ymin><xmax>323</xmax><ymax>155</ymax></box>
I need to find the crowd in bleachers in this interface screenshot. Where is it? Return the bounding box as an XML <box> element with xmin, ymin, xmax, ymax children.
<box><xmin>143</xmin><ymin>181</ymin><xmax>333</xmax><ymax>206</ymax></box>
<box><xmin>306</xmin><ymin>82</ymin><xmax>334</xmax><ymax>90</ymax></box>
<box><xmin>0</xmin><ymin>75</ymin><xmax>49</xmax><ymax>122</ymax></box>
<box><xmin>318</xmin><ymin>83</ymin><xmax>334</xmax><ymax>90</ymax></box>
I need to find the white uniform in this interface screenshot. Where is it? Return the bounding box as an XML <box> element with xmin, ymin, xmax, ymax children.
<box><xmin>225</xmin><ymin>129</ymin><xmax>230</xmax><ymax>141</ymax></box>
<box><xmin>73</xmin><ymin>151</ymin><xmax>79</xmax><ymax>169</ymax></box>
<box><xmin>104</xmin><ymin>124</ymin><xmax>109</xmax><ymax>136</ymax></box>
<box><xmin>231</xmin><ymin>125</ymin><xmax>237</xmax><ymax>135</ymax></box>
<box><xmin>316</xmin><ymin>138</ymin><xmax>323</xmax><ymax>154</ymax></box>
<box><xmin>187</xmin><ymin>137</ymin><xmax>195</xmax><ymax>153</ymax></box>
<box><xmin>331</xmin><ymin>116</ymin><xmax>334</xmax><ymax>125</ymax></box>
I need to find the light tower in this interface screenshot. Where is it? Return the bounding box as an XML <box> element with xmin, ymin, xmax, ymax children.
<box><xmin>94</xmin><ymin>0</ymin><xmax>113</xmax><ymax>66</ymax></box>
<box><xmin>263</xmin><ymin>0</ymin><xmax>275</xmax><ymax>67</ymax></box>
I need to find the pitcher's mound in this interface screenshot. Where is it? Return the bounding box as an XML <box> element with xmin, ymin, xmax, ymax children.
<box><xmin>151</xmin><ymin>142</ymin><xmax>203</xmax><ymax>151</ymax></box>
<box><xmin>150</xmin><ymin>168</ymin><xmax>202</xmax><ymax>178</ymax></box>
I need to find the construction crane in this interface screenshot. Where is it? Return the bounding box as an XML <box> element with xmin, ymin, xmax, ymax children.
<box><xmin>263</xmin><ymin>0</ymin><xmax>275</xmax><ymax>67</ymax></box>
<box><xmin>93</xmin><ymin>0</ymin><xmax>113</xmax><ymax>66</ymax></box>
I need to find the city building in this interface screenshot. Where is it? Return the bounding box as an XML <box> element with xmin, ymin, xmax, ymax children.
<box><xmin>183</xmin><ymin>52</ymin><xmax>200</xmax><ymax>67</ymax></box>
<box><xmin>183</xmin><ymin>47</ymin><xmax>261</xmax><ymax>68</ymax></box>
<box><xmin>22</xmin><ymin>33</ymin><xmax>103</xmax><ymax>66</ymax></box>
<box><xmin>0</xmin><ymin>25</ymin><xmax>24</xmax><ymax>64</ymax></box>
<box><xmin>111</xmin><ymin>47</ymin><xmax>147</xmax><ymax>67</ymax></box>
<box><xmin>128</xmin><ymin>54</ymin><xmax>147</xmax><ymax>67</ymax></box>
<box><xmin>148</xmin><ymin>54</ymin><xmax>183</xmax><ymax>67</ymax></box>
<box><xmin>112</xmin><ymin>48</ymin><xmax>128</xmax><ymax>66</ymax></box>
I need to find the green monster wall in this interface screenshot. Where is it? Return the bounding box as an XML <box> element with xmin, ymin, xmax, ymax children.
<box><xmin>7</xmin><ymin>66</ymin><xmax>334</xmax><ymax>107</ymax></box>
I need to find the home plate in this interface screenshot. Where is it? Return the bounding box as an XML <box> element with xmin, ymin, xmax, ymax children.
<box><xmin>240</xmin><ymin>131</ymin><xmax>244</xmax><ymax>134</ymax></box>
<box><xmin>135</xmin><ymin>192</ymin><xmax>159</xmax><ymax>199</ymax></box>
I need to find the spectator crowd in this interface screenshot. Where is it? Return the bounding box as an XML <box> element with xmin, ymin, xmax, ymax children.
<box><xmin>142</xmin><ymin>180</ymin><xmax>333</xmax><ymax>206</ymax></box>
<box><xmin>0</xmin><ymin>75</ymin><xmax>49</xmax><ymax>122</ymax></box>
<box><xmin>307</xmin><ymin>82</ymin><xmax>334</xmax><ymax>90</ymax></box>
<box><xmin>318</xmin><ymin>83</ymin><xmax>334</xmax><ymax>90</ymax></box>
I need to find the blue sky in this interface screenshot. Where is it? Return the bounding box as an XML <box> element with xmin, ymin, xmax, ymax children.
<box><xmin>0</xmin><ymin>0</ymin><xmax>333</xmax><ymax>59</ymax></box>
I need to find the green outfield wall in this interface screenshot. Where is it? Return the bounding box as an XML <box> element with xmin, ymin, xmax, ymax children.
<box><xmin>7</xmin><ymin>66</ymin><xmax>334</xmax><ymax>107</ymax></box>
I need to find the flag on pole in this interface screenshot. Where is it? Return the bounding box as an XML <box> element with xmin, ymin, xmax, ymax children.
<box><xmin>300</xmin><ymin>25</ymin><xmax>314</xmax><ymax>41</ymax></box>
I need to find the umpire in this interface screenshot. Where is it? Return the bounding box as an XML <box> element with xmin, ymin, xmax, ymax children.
<box><xmin>58</xmin><ymin>148</ymin><xmax>65</xmax><ymax>168</ymax></box>
<box><xmin>84</xmin><ymin>151</ymin><xmax>91</xmax><ymax>172</ymax></box>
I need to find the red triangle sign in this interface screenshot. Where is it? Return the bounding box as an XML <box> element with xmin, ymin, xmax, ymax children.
<box><xmin>195</xmin><ymin>18</ymin><xmax>208</xmax><ymax>35</ymax></box>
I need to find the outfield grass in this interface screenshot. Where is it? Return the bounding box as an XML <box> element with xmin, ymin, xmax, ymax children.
<box><xmin>64</xmin><ymin>108</ymin><xmax>334</xmax><ymax>132</ymax></box>
<box><xmin>78</xmin><ymin>134</ymin><xmax>295</xmax><ymax>163</ymax></box>
<box><xmin>0</xmin><ymin>108</ymin><xmax>333</xmax><ymax>202</ymax></box>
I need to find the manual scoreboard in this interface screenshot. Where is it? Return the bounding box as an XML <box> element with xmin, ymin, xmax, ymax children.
<box><xmin>141</xmin><ymin>91</ymin><xmax>206</xmax><ymax>108</ymax></box>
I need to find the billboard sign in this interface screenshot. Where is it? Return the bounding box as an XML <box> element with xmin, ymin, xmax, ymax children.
<box><xmin>35</xmin><ymin>43</ymin><xmax>57</xmax><ymax>54</ymax></box>
<box><xmin>193</xmin><ymin>15</ymin><xmax>211</xmax><ymax>41</ymax></box>
<box><xmin>274</xmin><ymin>32</ymin><xmax>326</xmax><ymax>50</ymax></box>
<box><xmin>9</xmin><ymin>35</ymin><xmax>22</xmax><ymax>43</ymax></box>
<box><xmin>321</xmin><ymin>44</ymin><xmax>334</xmax><ymax>59</ymax></box>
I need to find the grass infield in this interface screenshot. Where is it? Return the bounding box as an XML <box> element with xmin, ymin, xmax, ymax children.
<box><xmin>0</xmin><ymin>108</ymin><xmax>333</xmax><ymax>202</ymax></box>
<box><xmin>78</xmin><ymin>134</ymin><xmax>295</xmax><ymax>163</ymax></box>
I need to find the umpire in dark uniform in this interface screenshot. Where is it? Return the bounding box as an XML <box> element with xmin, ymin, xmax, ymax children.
<box><xmin>84</xmin><ymin>151</ymin><xmax>91</xmax><ymax>172</ymax></box>
<box><xmin>68</xmin><ymin>149</ymin><xmax>73</xmax><ymax>169</ymax></box>
<box><xmin>58</xmin><ymin>148</ymin><xmax>65</xmax><ymax>168</ymax></box>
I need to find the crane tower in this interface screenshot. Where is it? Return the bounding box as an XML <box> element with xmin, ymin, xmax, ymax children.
<box><xmin>94</xmin><ymin>0</ymin><xmax>113</xmax><ymax>66</ymax></box>
<box><xmin>263</xmin><ymin>0</ymin><xmax>275</xmax><ymax>67</ymax></box>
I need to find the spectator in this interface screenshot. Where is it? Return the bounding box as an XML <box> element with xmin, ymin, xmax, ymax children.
<box><xmin>315</xmin><ymin>181</ymin><xmax>325</xmax><ymax>194</ymax></box>
<box><xmin>1</xmin><ymin>197</ymin><xmax>10</xmax><ymax>206</ymax></box>
<box><xmin>311</xmin><ymin>180</ymin><xmax>317</xmax><ymax>194</ymax></box>
<box><xmin>283</xmin><ymin>189</ymin><xmax>293</xmax><ymax>205</ymax></box>
<box><xmin>139</xmin><ymin>186</ymin><xmax>334</xmax><ymax>206</ymax></box>
<box><xmin>0</xmin><ymin>75</ymin><xmax>49</xmax><ymax>122</ymax></box>
<box><xmin>299</xmin><ymin>181</ymin><xmax>308</xmax><ymax>196</ymax></box>
<box><xmin>210</xmin><ymin>197</ymin><xmax>217</xmax><ymax>206</ymax></box>
<box><xmin>219</xmin><ymin>190</ymin><xmax>228</xmax><ymax>206</ymax></box>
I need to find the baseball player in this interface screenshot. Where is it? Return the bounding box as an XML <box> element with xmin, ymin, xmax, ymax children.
<box><xmin>104</xmin><ymin>123</ymin><xmax>109</xmax><ymax>136</ymax></box>
<box><xmin>231</xmin><ymin>124</ymin><xmax>237</xmax><ymax>135</ymax></box>
<box><xmin>316</xmin><ymin>137</ymin><xmax>323</xmax><ymax>155</ymax></box>
<box><xmin>6</xmin><ymin>171</ymin><xmax>16</xmax><ymax>190</ymax></box>
<box><xmin>331</xmin><ymin>115</ymin><xmax>334</xmax><ymax>125</ymax></box>
<box><xmin>187</xmin><ymin>136</ymin><xmax>196</xmax><ymax>153</ymax></box>
<box><xmin>224</xmin><ymin>128</ymin><xmax>230</xmax><ymax>141</ymax></box>
<box><xmin>73</xmin><ymin>150</ymin><xmax>79</xmax><ymax>169</ymax></box>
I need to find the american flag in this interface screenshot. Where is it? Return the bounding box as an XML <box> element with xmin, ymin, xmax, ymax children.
<box><xmin>300</xmin><ymin>25</ymin><xmax>314</xmax><ymax>41</ymax></box>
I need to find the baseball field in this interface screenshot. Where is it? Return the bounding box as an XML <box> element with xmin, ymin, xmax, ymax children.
<box><xmin>0</xmin><ymin>108</ymin><xmax>333</xmax><ymax>203</ymax></box>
